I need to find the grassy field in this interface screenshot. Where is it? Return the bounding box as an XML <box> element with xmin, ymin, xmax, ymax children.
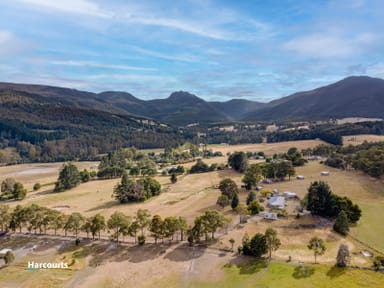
<box><xmin>187</xmin><ymin>259</ymin><xmax>384</xmax><ymax>288</ymax></box>
<box><xmin>342</xmin><ymin>134</ymin><xmax>384</xmax><ymax>146</ymax></box>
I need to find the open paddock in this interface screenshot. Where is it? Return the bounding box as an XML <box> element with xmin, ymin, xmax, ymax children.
<box><xmin>342</xmin><ymin>134</ymin><xmax>384</xmax><ymax>146</ymax></box>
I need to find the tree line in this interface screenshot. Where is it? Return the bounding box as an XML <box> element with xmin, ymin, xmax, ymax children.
<box><xmin>0</xmin><ymin>203</ymin><xmax>228</xmax><ymax>246</ymax></box>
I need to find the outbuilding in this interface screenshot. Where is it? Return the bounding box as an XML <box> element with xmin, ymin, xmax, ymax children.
<box><xmin>283</xmin><ymin>191</ymin><xmax>297</xmax><ymax>199</ymax></box>
<box><xmin>264</xmin><ymin>212</ymin><xmax>278</xmax><ymax>220</ymax></box>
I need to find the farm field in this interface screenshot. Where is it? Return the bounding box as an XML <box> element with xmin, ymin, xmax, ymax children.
<box><xmin>342</xmin><ymin>134</ymin><xmax>384</xmax><ymax>146</ymax></box>
<box><xmin>0</xmin><ymin>139</ymin><xmax>384</xmax><ymax>287</ymax></box>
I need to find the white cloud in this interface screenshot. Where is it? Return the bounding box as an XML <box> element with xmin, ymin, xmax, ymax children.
<box><xmin>14</xmin><ymin>0</ymin><xmax>265</xmax><ymax>41</ymax></box>
<box><xmin>283</xmin><ymin>33</ymin><xmax>379</xmax><ymax>58</ymax></box>
<box><xmin>129</xmin><ymin>45</ymin><xmax>200</xmax><ymax>63</ymax></box>
<box><xmin>50</xmin><ymin>60</ymin><xmax>157</xmax><ymax>71</ymax></box>
<box><xmin>6</xmin><ymin>74</ymin><xmax>92</xmax><ymax>90</ymax></box>
<box><xmin>0</xmin><ymin>30</ymin><xmax>32</xmax><ymax>56</ymax></box>
<box><xmin>125</xmin><ymin>16</ymin><xmax>240</xmax><ymax>41</ymax></box>
<box><xmin>17</xmin><ymin>0</ymin><xmax>110</xmax><ymax>18</ymax></box>
<box><xmin>87</xmin><ymin>73</ymin><xmax>175</xmax><ymax>83</ymax></box>
<box><xmin>366</xmin><ymin>62</ymin><xmax>384</xmax><ymax>78</ymax></box>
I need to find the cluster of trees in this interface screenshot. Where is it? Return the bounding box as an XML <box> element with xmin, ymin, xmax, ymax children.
<box><xmin>228</xmin><ymin>152</ymin><xmax>248</xmax><ymax>173</ymax></box>
<box><xmin>113</xmin><ymin>173</ymin><xmax>161</xmax><ymax>203</ymax></box>
<box><xmin>216</xmin><ymin>179</ymin><xmax>263</xmax><ymax>219</ymax></box>
<box><xmin>188</xmin><ymin>210</ymin><xmax>228</xmax><ymax>243</ymax></box>
<box><xmin>306</xmin><ymin>141</ymin><xmax>384</xmax><ymax>178</ymax></box>
<box><xmin>189</xmin><ymin>159</ymin><xmax>224</xmax><ymax>174</ymax></box>
<box><xmin>54</xmin><ymin>163</ymin><xmax>96</xmax><ymax>192</ymax></box>
<box><xmin>0</xmin><ymin>178</ymin><xmax>26</xmax><ymax>200</ymax></box>
<box><xmin>97</xmin><ymin>148</ymin><xmax>157</xmax><ymax>179</ymax></box>
<box><xmin>242</xmin><ymin>164</ymin><xmax>262</xmax><ymax>190</ymax></box>
<box><xmin>344</xmin><ymin>142</ymin><xmax>384</xmax><ymax>178</ymax></box>
<box><xmin>239</xmin><ymin>230</ymin><xmax>331</xmax><ymax>266</ymax></box>
<box><xmin>239</xmin><ymin>228</ymin><xmax>281</xmax><ymax>260</ymax></box>
<box><xmin>228</xmin><ymin>150</ymin><xmax>297</xmax><ymax>182</ymax></box>
<box><xmin>261</xmin><ymin>161</ymin><xmax>295</xmax><ymax>181</ymax></box>
<box><xmin>282</xmin><ymin>147</ymin><xmax>306</xmax><ymax>166</ymax></box>
<box><xmin>305</xmin><ymin>181</ymin><xmax>361</xmax><ymax>235</ymax></box>
<box><xmin>270</xmin><ymin>120</ymin><xmax>383</xmax><ymax>146</ymax></box>
<box><xmin>200</xmin><ymin>125</ymin><xmax>264</xmax><ymax>145</ymax></box>
<box><xmin>216</xmin><ymin>179</ymin><xmax>239</xmax><ymax>210</ymax></box>
<box><xmin>267</xmin><ymin>127</ymin><xmax>342</xmax><ymax>146</ymax></box>
<box><xmin>157</xmin><ymin>143</ymin><xmax>222</xmax><ymax>164</ymax></box>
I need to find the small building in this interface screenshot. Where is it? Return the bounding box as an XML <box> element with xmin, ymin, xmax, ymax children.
<box><xmin>283</xmin><ymin>191</ymin><xmax>297</xmax><ymax>199</ymax></box>
<box><xmin>264</xmin><ymin>212</ymin><xmax>278</xmax><ymax>221</ymax></box>
<box><xmin>321</xmin><ymin>171</ymin><xmax>330</xmax><ymax>176</ymax></box>
<box><xmin>296</xmin><ymin>175</ymin><xmax>304</xmax><ymax>180</ymax></box>
<box><xmin>308</xmin><ymin>156</ymin><xmax>322</xmax><ymax>161</ymax></box>
<box><xmin>268</xmin><ymin>196</ymin><xmax>285</xmax><ymax>209</ymax></box>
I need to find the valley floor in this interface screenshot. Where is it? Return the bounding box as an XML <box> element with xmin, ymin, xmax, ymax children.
<box><xmin>0</xmin><ymin>140</ymin><xmax>384</xmax><ymax>287</ymax></box>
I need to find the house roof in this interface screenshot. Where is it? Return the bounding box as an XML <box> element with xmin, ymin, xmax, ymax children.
<box><xmin>268</xmin><ymin>196</ymin><xmax>285</xmax><ymax>207</ymax></box>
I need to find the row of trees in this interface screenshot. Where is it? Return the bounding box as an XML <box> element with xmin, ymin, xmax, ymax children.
<box><xmin>0</xmin><ymin>203</ymin><xmax>230</xmax><ymax>246</ymax></box>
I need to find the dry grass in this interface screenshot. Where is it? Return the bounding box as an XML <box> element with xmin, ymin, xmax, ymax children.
<box><xmin>1</xmin><ymin>140</ymin><xmax>384</xmax><ymax>287</ymax></box>
<box><xmin>342</xmin><ymin>134</ymin><xmax>384</xmax><ymax>146</ymax></box>
<box><xmin>209</xmin><ymin>139</ymin><xmax>326</xmax><ymax>156</ymax></box>
<box><xmin>0</xmin><ymin>162</ymin><xmax>98</xmax><ymax>192</ymax></box>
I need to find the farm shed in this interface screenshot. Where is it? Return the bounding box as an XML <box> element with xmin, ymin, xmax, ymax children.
<box><xmin>283</xmin><ymin>191</ymin><xmax>297</xmax><ymax>199</ymax></box>
<box><xmin>264</xmin><ymin>212</ymin><xmax>278</xmax><ymax>220</ymax></box>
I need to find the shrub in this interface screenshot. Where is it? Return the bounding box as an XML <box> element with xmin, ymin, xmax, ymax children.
<box><xmin>138</xmin><ymin>235</ymin><xmax>146</xmax><ymax>245</ymax></box>
<box><xmin>33</xmin><ymin>183</ymin><xmax>41</xmax><ymax>191</ymax></box>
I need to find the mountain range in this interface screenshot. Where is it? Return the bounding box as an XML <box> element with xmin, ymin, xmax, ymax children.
<box><xmin>0</xmin><ymin>75</ymin><xmax>383</xmax><ymax>127</ymax></box>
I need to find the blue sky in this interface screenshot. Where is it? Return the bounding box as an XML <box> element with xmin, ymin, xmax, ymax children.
<box><xmin>1</xmin><ymin>0</ymin><xmax>384</xmax><ymax>102</ymax></box>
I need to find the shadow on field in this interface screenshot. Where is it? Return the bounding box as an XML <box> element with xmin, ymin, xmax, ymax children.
<box><xmin>225</xmin><ymin>256</ymin><xmax>267</xmax><ymax>275</ymax></box>
<box><xmin>326</xmin><ymin>266</ymin><xmax>346</xmax><ymax>279</ymax></box>
<box><xmin>292</xmin><ymin>265</ymin><xmax>315</xmax><ymax>279</ymax></box>
<box><xmin>86</xmin><ymin>201</ymin><xmax>118</xmax><ymax>212</ymax></box>
<box><xmin>164</xmin><ymin>243</ymin><xmax>206</xmax><ymax>262</ymax></box>
<box><xmin>197</xmin><ymin>204</ymin><xmax>219</xmax><ymax>213</ymax></box>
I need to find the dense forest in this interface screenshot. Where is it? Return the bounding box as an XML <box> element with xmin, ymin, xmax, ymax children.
<box><xmin>1</xmin><ymin>116</ymin><xmax>384</xmax><ymax>164</ymax></box>
<box><xmin>267</xmin><ymin>121</ymin><xmax>384</xmax><ymax>145</ymax></box>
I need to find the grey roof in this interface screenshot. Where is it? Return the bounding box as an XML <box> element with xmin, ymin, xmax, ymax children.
<box><xmin>268</xmin><ymin>196</ymin><xmax>285</xmax><ymax>208</ymax></box>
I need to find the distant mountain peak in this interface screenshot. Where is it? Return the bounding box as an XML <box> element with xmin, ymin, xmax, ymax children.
<box><xmin>168</xmin><ymin>91</ymin><xmax>201</xmax><ymax>100</ymax></box>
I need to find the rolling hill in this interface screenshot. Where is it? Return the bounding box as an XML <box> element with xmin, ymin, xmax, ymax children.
<box><xmin>244</xmin><ymin>76</ymin><xmax>384</xmax><ymax>121</ymax></box>
<box><xmin>1</xmin><ymin>75</ymin><xmax>384</xmax><ymax>127</ymax></box>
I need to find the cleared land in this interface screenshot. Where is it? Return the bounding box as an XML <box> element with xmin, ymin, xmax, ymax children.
<box><xmin>1</xmin><ymin>140</ymin><xmax>384</xmax><ymax>287</ymax></box>
<box><xmin>342</xmin><ymin>134</ymin><xmax>384</xmax><ymax>146</ymax></box>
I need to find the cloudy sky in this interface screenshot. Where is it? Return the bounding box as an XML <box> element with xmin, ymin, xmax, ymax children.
<box><xmin>1</xmin><ymin>0</ymin><xmax>384</xmax><ymax>101</ymax></box>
